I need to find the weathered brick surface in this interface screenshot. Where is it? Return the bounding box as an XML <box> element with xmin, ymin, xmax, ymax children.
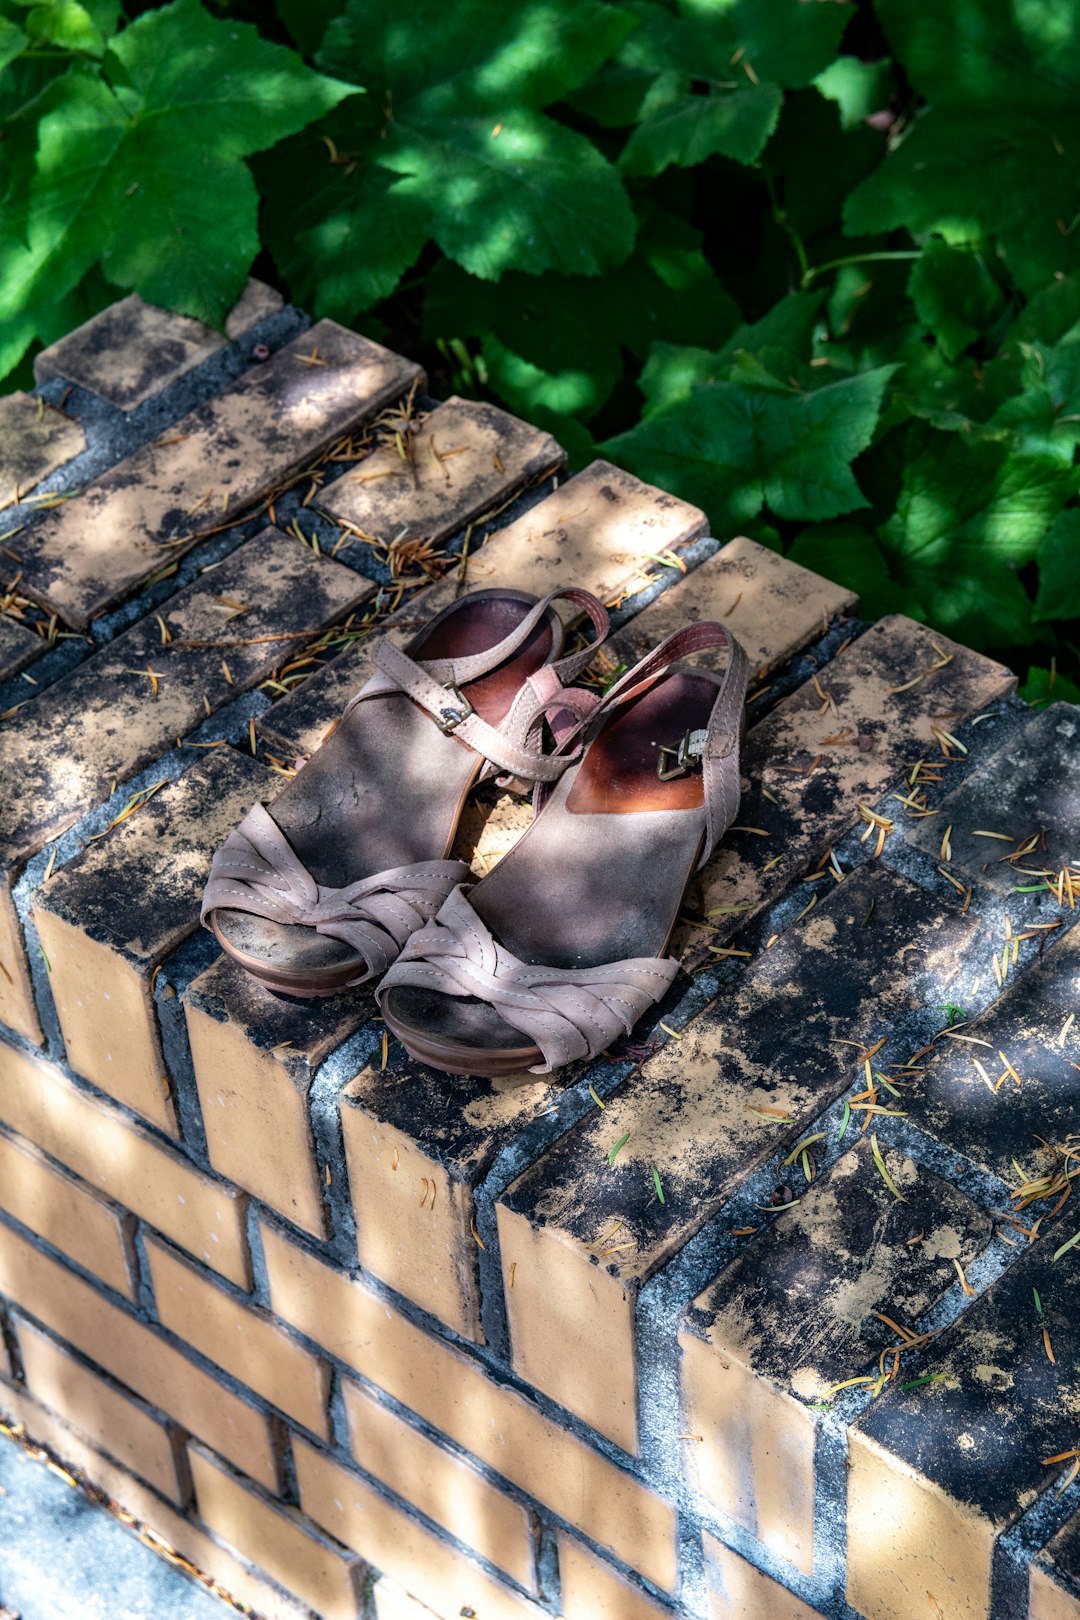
<box><xmin>32</xmin><ymin>749</ymin><xmax>276</xmax><ymax>1133</ymax></box>
<box><xmin>371</xmin><ymin>1577</ymin><xmax>434</xmax><ymax>1619</ymax></box>
<box><xmin>0</xmin><ymin>391</ymin><xmax>87</xmax><ymax>508</ymax></box>
<box><xmin>702</xmin><ymin>1533</ymin><xmax>826</xmax><ymax>1620</ymax></box>
<box><xmin>185</xmin><ymin>956</ymin><xmax>367</xmax><ymax>1236</ymax></box>
<box><xmin>0</xmin><ymin>1379</ymin><xmax>316</xmax><ymax>1620</ymax></box>
<box><xmin>0</xmin><ymin>880</ymin><xmax>41</xmax><ymax>1045</ymax></box>
<box><xmin>0</xmin><ymin>1218</ymin><xmax>279</xmax><ymax>1489</ymax></box>
<box><xmin>342</xmin><ymin>1377</ymin><xmax>536</xmax><ymax>1592</ymax></box>
<box><xmin>0</xmin><ymin>612</ymin><xmax>43</xmax><ymax>682</ymax></box>
<box><xmin>14</xmin><ymin>1316</ymin><xmax>185</xmax><ymax>1502</ymax></box>
<box><xmin>688</xmin><ymin>615</ymin><xmax>1015</xmax><ymax>949</ymax></box>
<box><xmin>906</xmin><ymin>702</ymin><xmax>1080</xmax><ymax>895</ymax></box>
<box><xmin>848</xmin><ymin>1238</ymin><xmax>1080</xmax><ymax>1620</ymax></box>
<box><xmin>497</xmin><ymin>864</ymin><xmax>981</xmax><ymax>1453</ymax></box>
<box><xmin>1031</xmin><ymin>1512</ymin><xmax>1080</xmax><ymax>1620</ymax></box>
<box><xmin>339</xmin><ymin>1048</ymin><xmax>567</xmax><ymax>1341</ymax></box>
<box><xmin>557</xmin><ymin>1533</ymin><xmax>674</xmax><ymax>1618</ymax></box>
<box><xmin>323</xmin><ymin>394</ymin><xmax>564</xmax><ymax>545</ymax></box>
<box><xmin>0</xmin><ymin>526</ymin><xmax>369</xmax><ymax>872</ymax></box>
<box><xmin>146</xmin><ymin>1236</ymin><xmax>331</xmax><ymax>1439</ymax></box>
<box><xmin>909</xmin><ymin>916</ymin><xmax>1080</xmax><ymax>1184</ymax></box>
<box><xmin>0</xmin><ymin>1128</ymin><xmax>135</xmax><ymax>1299</ymax></box>
<box><xmin>189</xmin><ymin>1444</ymin><xmax>363</xmax><ymax>1619</ymax></box>
<box><xmin>0</xmin><ymin>1043</ymin><xmax>250</xmax><ymax>1287</ymax></box>
<box><xmin>34</xmin><ymin>282</ymin><xmax>284</xmax><ymax>409</ymax></box>
<box><xmin>608</xmin><ymin>534</ymin><xmax>856</xmax><ymax>677</ymax></box>
<box><xmin>257</xmin><ymin>456</ymin><xmax>707</xmax><ymax>762</ymax></box>
<box><xmin>295</xmin><ymin>1436</ymin><xmax>546</xmax><ymax>1620</ymax></box>
<box><xmin>16</xmin><ymin>321</ymin><xmax>420</xmax><ymax>626</ymax></box>
<box><xmin>260</xmin><ymin>1217</ymin><xmax>678</xmax><ymax>1591</ymax></box>
<box><xmin>680</xmin><ymin>1137</ymin><xmax>992</xmax><ymax>1574</ymax></box>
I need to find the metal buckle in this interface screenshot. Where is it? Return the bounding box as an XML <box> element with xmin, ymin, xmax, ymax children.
<box><xmin>656</xmin><ymin>729</ymin><xmax>699</xmax><ymax>780</ymax></box>
<box><xmin>433</xmin><ymin>684</ymin><xmax>474</xmax><ymax>734</ymax></box>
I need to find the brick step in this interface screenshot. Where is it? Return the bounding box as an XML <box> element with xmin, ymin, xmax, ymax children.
<box><xmin>14</xmin><ymin>321</ymin><xmax>420</xmax><ymax>627</ymax></box>
<box><xmin>0</xmin><ymin>525</ymin><xmax>368</xmax><ymax>1045</ymax></box>
<box><xmin>0</xmin><ymin>391</ymin><xmax>87</xmax><ymax>510</ymax></box>
<box><xmin>495</xmin><ymin>863</ymin><xmax>982</xmax><ymax>1454</ymax></box>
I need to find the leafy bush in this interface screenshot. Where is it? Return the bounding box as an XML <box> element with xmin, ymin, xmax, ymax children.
<box><xmin>3</xmin><ymin>0</ymin><xmax>1079</xmax><ymax>695</ymax></box>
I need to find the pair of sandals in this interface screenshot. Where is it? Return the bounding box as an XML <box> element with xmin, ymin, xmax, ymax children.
<box><xmin>201</xmin><ymin>586</ymin><xmax>748</xmax><ymax>1077</ymax></box>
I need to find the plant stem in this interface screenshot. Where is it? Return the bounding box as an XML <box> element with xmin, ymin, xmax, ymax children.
<box><xmin>802</xmin><ymin>250</ymin><xmax>921</xmax><ymax>287</ymax></box>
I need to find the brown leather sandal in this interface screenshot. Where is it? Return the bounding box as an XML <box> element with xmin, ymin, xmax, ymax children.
<box><xmin>377</xmin><ymin>621</ymin><xmax>749</xmax><ymax>1074</ymax></box>
<box><xmin>201</xmin><ymin>587</ymin><xmax>609</xmax><ymax>998</ymax></box>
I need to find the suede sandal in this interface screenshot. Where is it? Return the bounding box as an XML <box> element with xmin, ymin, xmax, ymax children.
<box><xmin>201</xmin><ymin>586</ymin><xmax>609</xmax><ymax>998</ymax></box>
<box><xmin>377</xmin><ymin>620</ymin><xmax>749</xmax><ymax>1075</ymax></box>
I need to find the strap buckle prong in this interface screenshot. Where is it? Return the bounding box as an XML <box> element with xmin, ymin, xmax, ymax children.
<box><xmin>657</xmin><ymin>730</ymin><xmax>699</xmax><ymax>780</ymax></box>
<box><xmin>433</xmin><ymin>684</ymin><xmax>474</xmax><ymax>734</ymax></box>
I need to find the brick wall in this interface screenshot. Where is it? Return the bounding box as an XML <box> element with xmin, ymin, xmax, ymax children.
<box><xmin>1</xmin><ymin>285</ymin><xmax>1079</xmax><ymax>1620</ymax></box>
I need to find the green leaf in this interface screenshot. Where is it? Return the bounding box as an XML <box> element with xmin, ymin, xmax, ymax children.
<box><xmin>991</xmin><ymin>328</ymin><xmax>1080</xmax><ymax>462</ymax></box>
<box><xmin>813</xmin><ymin>55</ymin><xmax>893</xmax><ymax>131</ymax></box>
<box><xmin>640</xmin><ymin>289</ymin><xmax>822</xmax><ymax>412</ymax></box>
<box><xmin>908</xmin><ymin>239</ymin><xmax>1008</xmax><ymax>362</ymax></box>
<box><xmin>317</xmin><ymin>0</ymin><xmax>637</xmax><ymax>281</ymax></box>
<box><xmin>22</xmin><ymin>0</ymin><xmax>112</xmax><ymax>54</ymax></box>
<box><xmin>612</xmin><ymin>0</ymin><xmax>846</xmax><ymax>177</ymax></box>
<box><xmin>1034</xmin><ymin>510</ymin><xmax>1080</xmax><ymax>622</ymax></box>
<box><xmin>1022</xmin><ymin>665</ymin><xmax>1080</xmax><ymax>706</ymax></box>
<box><xmin>0</xmin><ymin>14</ymin><xmax>27</xmax><ymax>70</ymax></box>
<box><xmin>603</xmin><ymin>363</ymin><xmax>895</xmax><ymax>531</ymax></box>
<box><xmin>0</xmin><ymin>0</ymin><xmax>356</xmax><ymax>368</ymax></box>
<box><xmin>879</xmin><ymin>427</ymin><xmax>1070</xmax><ymax>646</ymax></box>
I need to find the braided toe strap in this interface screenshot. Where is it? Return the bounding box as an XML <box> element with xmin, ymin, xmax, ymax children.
<box><xmin>202</xmin><ymin>803</ymin><xmax>469</xmax><ymax>980</ymax></box>
<box><xmin>377</xmin><ymin>886</ymin><xmax>680</xmax><ymax>1074</ymax></box>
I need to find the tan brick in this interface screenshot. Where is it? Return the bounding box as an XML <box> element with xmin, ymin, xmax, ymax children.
<box><xmin>682</xmin><ymin>614</ymin><xmax>1016</xmax><ymax>960</ymax></box>
<box><xmin>702</xmin><ymin>1532</ymin><xmax>825</xmax><ymax>1620</ymax></box>
<box><xmin>557</xmin><ymin>1534</ymin><xmax>673</xmax><ymax>1618</ymax></box>
<box><xmin>0</xmin><ymin>1379</ymin><xmax>314</xmax><ymax>1620</ymax></box>
<box><xmin>608</xmin><ymin>535</ymin><xmax>856</xmax><ymax>678</ymax></box>
<box><xmin>0</xmin><ymin>878</ymin><xmax>42</xmax><ymax>1046</ymax></box>
<box><xmin>0</xmin><ymin>526</ymin><xmax>370</xmax><ymax>878</ymax></box>
<box><xmin>146</xmin><ymin>1236</ymin><xmax>330</xmax><ymax>1438</ymax></box>
<box><xmin>0</xmin><ymin>392</ymin><xmax>86</xmax><ymax>509</ymax></box>
<box><xmin>372</xmin><ymin>1577</ymin><xmax>437</xmax><ymax>1620</ymax></box>
<box><xmin>185</xmin><ymin>955</ymin><xmax>365</xmax><ymax>1236</ymax></box>
<box><xmin>190</xmin><ymin>1443</ymin><xmax>362</xmax><ymax>1619</ymax></box>
<box><xmin>323</xmin><ymin>394</ymin><xmax>563</xmax><ymax>546</ymax></box>
<box><xmin>342</xmin><ymin>1377</ymin><xmax>535</xmax><ymax>1591</ymax></box>
<box><xmin>496</xmin><ymin>866</ymin><xmax>981</xmax><ymax>1453</ymax></box>
<box><xmin>0</xmin><ymin>1128</ymin><xmax>135</xmax><ymax>1298</ymax></box>
<box><xmin>32</xmin><ymin>750</ymin><xmax>275</xmax><ymax>1133</ymax></box>
<box><xmin>260</xmin><ymin>1218</ymin><xmax>677</xmax><ymax>1591</ymax></box>
<box><xmin>295</xmin><ymin>1436</ymin><xmax>545</xmax><ymax>1620</ymax></box>
<box><xmin>0</xmin><ymin>1380</ymin><xmax>314</xmax><ymax>1620</ymax></box>
<box><xmin>14</xmin><ymin>1316</ymin><xmax>184</xmax><ymax>1501</ymax></box>
<box><xmin>35</xmin><ymin>281</ymin><xmax>284</xmax><ymax>409</ymax></box>
<box><xmin>18</xmin><ymin>320</ymin><xmax>421</xmax><ymax>627</ymax></box>
<box><xmin>0</xmin><ymin>1219</ymin><xmax>279</xmax><ymax>1488</ymax></box>
<box><xmin>0</xmin><ymin>1043</ymin><xmax>250</xmax><ymax>1287</ymax></box>
<box><xmin>0</xmin><ymin>612</ymin><xmax>41</xmax><ymax>682</ymax></box>
<box><xmin>258</xmin><ymin>458</ymin><xmax>707</xmax><ymax>762</ymax></box>
<box><xmin>679</xmin><ymin>1138</ymin><xmax>991</xmax><ymax>1576</ymax></box>
<box><xmin>1031</xmin><ymin>1511</ymin><xmax>1080</xmax><ymax>1620</ymax></box>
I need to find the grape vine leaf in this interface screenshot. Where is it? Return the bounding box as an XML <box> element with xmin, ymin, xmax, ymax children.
<box><xmin>907</xmin><ymin>239</ymin><xmax>1007</xmax><ymax>362</ymax></box>
<box><xmin>990</xmin><ymin>326</ymin><xmax>1080</xmax><ymax>463</ymax></box>
<box><xmin>845</xmin><ymin>0</ymin><xmax>1080</xmax><ymax>293</ymax></box>
<box><xmin>1034</xmin><ymin>510</ymin><xmax>1080</xmax><ymax>623</ymax></box>
<box><xmin>609</xmin><ymin>0</ymin><xmax>847</xmax><ymax>177</ymax></box>
<box><xmin>603</xmin><ymin>362</ymin><xmax>895</xmax><ymax>528</ymax></box>
<box><xmin>1022</xmin><ymin>666</ymin><xmax>1080</xmax><ymax>706</ymax></box>
<box><xmin>878</xmin><ymin>426</ymin><xmax>1071</xmax><ymax>646</ymax></box>
<box><xmin>0</xmin><ymin>14</ymin><xmax>26</xmax><ymax>72</ymax></box>
<box><xmin>639</xmin><ymin>290</ymin><xmax>823</xmax><ymax>413</ymax></box>
<box><xmin>316</xmin><ymin>0</ymin><xmax>637</xmax><ymax>283</ymax></box>
<box><xmin>788</xmin><ymin>522</ymin><xmax>922</xmax><ymax>621</ymax></box>
<box><xmin>0</xmin><ymin>0</ymin><xmax>357</xmax><ymax>369</ymax></box>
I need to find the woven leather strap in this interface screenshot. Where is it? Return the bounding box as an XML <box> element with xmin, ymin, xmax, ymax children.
<box><xmin>201</xmin><ymin>802</ymin><xmax>469</xmax><ymax>980</ymax></box>
<box><xmin>377</xmin><ymin>885</ymin><xmax>679</xmax><ymax>1074</ymax></box>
